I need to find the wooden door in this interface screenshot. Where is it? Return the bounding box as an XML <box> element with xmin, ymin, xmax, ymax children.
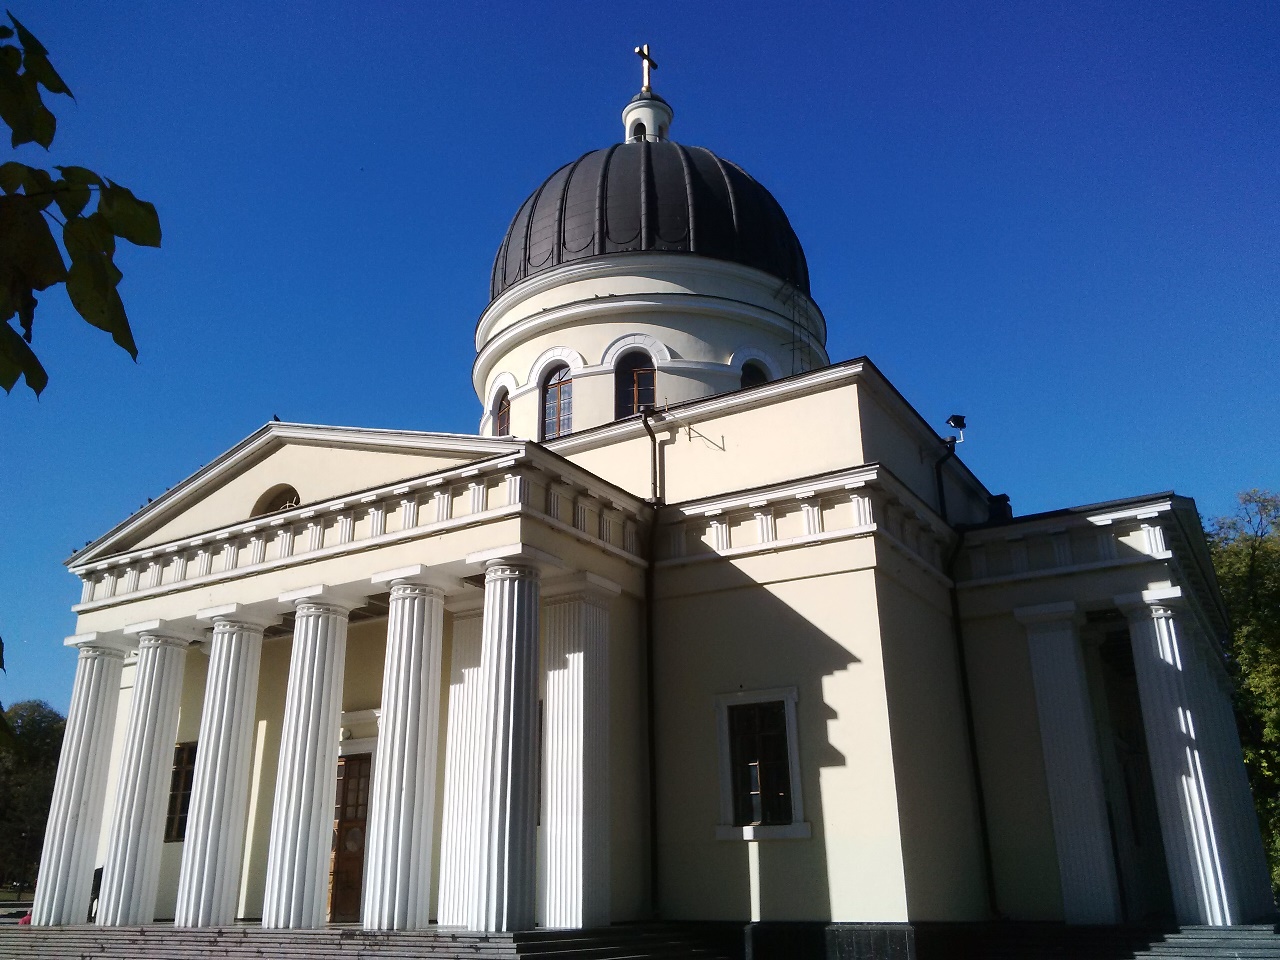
<box><xmin>329</xmin><ymin>752</ymin><xmax>371</xmax><ymax>923</ymax></box>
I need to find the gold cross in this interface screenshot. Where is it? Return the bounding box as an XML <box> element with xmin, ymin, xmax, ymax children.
<box><xmin>634</xmin><ymin>43</ymin><xmax>657</xmax><ymax>90</ymax></box>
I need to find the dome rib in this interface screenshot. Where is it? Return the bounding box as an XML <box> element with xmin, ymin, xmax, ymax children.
<box><xmin>491</xmin><ymin>140</ymin><xmax>808</xmax><ymax>300</ymax></box>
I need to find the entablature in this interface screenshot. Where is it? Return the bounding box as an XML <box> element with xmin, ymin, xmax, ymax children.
<box><xmin>654</xmin><ymin>462</ymin><xmax>954</xmax><ymax>582</ymax></box>
<box><xmin>70</xmin><ymin>445</ymin><xmax>650</xmax><ymax>614</ymax></box>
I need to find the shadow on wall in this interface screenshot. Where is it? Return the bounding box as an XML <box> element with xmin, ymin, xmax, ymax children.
<box><xmin>653</xmin><ymin>552</ymin><xmax>888</xmax><ymax>923</ymax></box>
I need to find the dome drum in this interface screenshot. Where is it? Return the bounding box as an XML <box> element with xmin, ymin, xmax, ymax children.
<box><xmin>476</xmin><ymin>88</ymin><xmax>826</xmax><ymax>439</ymax></box>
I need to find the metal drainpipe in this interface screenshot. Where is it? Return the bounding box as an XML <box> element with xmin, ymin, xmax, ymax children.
<box><xmin>641</xmin><ymin>411</ymin><xmax>662</xmax><ymax>919</ymax></box>
<box><xmin>936</xmin><ymin>441</ymin><xmax>1002</xmax><ymax>919</ymax></box>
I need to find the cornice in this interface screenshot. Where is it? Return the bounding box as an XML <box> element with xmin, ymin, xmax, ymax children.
<box><xmin>69</xmin><ymin>423</ymin><xmax>523</xmax><ymax>567</ymax></box>
<box><xmin>71</xmin><ymin>442</ymin><xmax>647</xmax><ymax>582</ymax></box>
<box><xmin>476</xmin><ymin>253</ymin><xmax>827</xmax><ymax>348</ymax></box>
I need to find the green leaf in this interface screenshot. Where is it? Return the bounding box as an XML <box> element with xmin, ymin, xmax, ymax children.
<box><xmin>7</xmin><ymin>15</ymin><xmax>47</xmax><ymax>57</ymax></box>
<box><xmin>0</xmin><ymin>159</ymin><xmax>25</xmax><ymax>193</ymax></box>
<box><xmin>18</xmin><ymin>164</ymin><xmax>53</xmax><ymax>209</ymax></box>
<box><xmin>0</xmin><ymin>68</ymin><xmax>55</xmax><ymax>148</ymax></box>
<box><xmin>20</xmin><ymin>73</ymin><xmax>54</xmax><ymax>148</ymax></box>
<box><xmin>63</xmin><ymin>224</ymin><xmax>136</xmax><ymax>359</ymax></box>
<box><xmin>0</xmin><ymin>192</ymin><xmax>67</xmax><ymax>294</ymax></box>
<box><xmin>98</xmin><ymin>183</ymin><xmax>161</xmax><ymax>247</ymax></box>
<box><xmin>52</xmin><ymin>177</ymin><xmax>90</xmax><ymax>219</ymax></box>
<box><xmin>21</xmin><ymin>48</ymin><xmax>71</xmax><ymax>99</ymax></box>
<box><xmin>0</xmin><ymin>317</ymin><xmax>48</xmax><ymax>393</ymax></box>
<box><xmin>0</xmin><ymin>26</ymin><xmax>13</xmax><ymax>40</ymax></box>
<box><xmin>55</xmin><ymin>165</ymin><xmax>103</xmax><ymax>188</ymax></box>
<box><xmin>63</xmin><ymin>211</ymin><xmax>114</xmax><ymax>258</ymax></box>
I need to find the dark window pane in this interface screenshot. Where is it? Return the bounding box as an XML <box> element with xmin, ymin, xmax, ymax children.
<box><xmin>614</xmin><ymin>351</ymin><xmax>656</xmax><ymax>419</ymax></box>
<box><xmin>727</xmin><ymin>701</ymin><xmax>793</xmax><ymax>827</ymax></box>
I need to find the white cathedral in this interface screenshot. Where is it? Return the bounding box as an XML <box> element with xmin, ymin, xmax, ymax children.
<box><xmin>25</xmin><ymin>56</ymin><xmax>1275</xmax><ymax>958</ymax></box>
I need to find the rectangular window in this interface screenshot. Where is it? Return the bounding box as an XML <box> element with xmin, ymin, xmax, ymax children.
<box><xmin>164</xmin><ymin>742</ymin><xmax>198</xmax><ymax>842</ymax></box>
<box><xmin>728</xmin><ymin>700</ymin><xmax>793</xmax><ymax>826</ymax></box>
<box><xmin>715</xmin><ymin>687</ymin><xmax>810</xmax><ymax>840</ymax></box>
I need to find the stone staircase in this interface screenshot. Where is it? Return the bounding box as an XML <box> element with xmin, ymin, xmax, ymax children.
<box><xmin>0</xmin><ymin>923</ymin><xmax>744</xmax><ymax>960</ymax></box>
<box><xmin>911</xmin><ymin>922</ymin><xmax>1280</xmax><ymax>960</ymax></box>
<box><xmin>2</xmin><ymin>922</ymin><xmax>1276</xmax><ymax>960</ymax></box>
<box><xmin>1133</xmin><ymin>925</ymin><xmax>1280</xmax><ymax>959</ymax></box>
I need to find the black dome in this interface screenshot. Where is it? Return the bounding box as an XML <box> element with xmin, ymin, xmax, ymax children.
<box><xmin>490</xmin><ymin>141</ymin><xmax>810</xmax><ymax>301</ymax></box>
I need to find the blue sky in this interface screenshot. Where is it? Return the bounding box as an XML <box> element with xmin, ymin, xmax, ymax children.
<box><xmin>2</xmin><ymin>1</ymin><xmax>1277</xmax><ymax>713</ymax></box>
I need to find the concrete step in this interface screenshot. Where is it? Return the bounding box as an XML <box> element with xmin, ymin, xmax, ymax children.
<box><xmin>0</xmin><ymin>924</ymin><xmax>741</xmax><ymax>960</ymax></box>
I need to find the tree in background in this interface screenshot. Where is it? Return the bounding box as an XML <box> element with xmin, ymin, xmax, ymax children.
<box><xmin>0</xmin><ymin>700</ymin><xmax>64</xmax><ymax>895</ymax></box>
<box><xmin>1208</xmin><ymin>489</ymin><xmax>1280</xmax><ymax>895</ymax></box>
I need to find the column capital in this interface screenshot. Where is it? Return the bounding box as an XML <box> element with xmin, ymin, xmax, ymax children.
<box><xmin>277</xmin><ymin>584</ymin><xmax>365</xmax><ymax>614</ymax></box>
<box><xmin>370</xmin><ymin>563</ymin><xmax>461</xmax><ymax>595</ymax></box>
<box><xmin>196</xmin><ymin>602</ymin><xmax>280</xmax><ymax>630</ymax></box>
<box><xmin>63</xmin><ymin>631</ymin><xmax>132</xmax><ymax>657</ymax></box>
<box><xmin>122</xmin><ymin>619</ymin><xmax>204</xmax><ymax>646</ymax></box>
<box><xmin>1013</xmin><ymin>600</ymin><xmax>1079</xmax><ymax>628</ymax></box>
<box><xmin>466</xmin><ymin>543</ymin><xmax>563</xmax><ymax>572</ymax></box>
<box><xmin>1115</xmin><ymin>586</ymin><xmax>1183</xmax><ymax>619</ymax></box>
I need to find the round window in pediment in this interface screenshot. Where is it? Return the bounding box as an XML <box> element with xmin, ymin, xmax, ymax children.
<box><xmin>251</xmin><ymin>484</ymin><xmax>301</xmax><ymax>518</ymax></box>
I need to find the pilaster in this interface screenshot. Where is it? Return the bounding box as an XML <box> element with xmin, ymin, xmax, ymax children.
<box><xmin>1015</xmin><ymin>602</ymin><xmax>1121</xmax><ymax>924</ymax></box>
<box><xmin>540</xmin><ymin>574</ymin><xmax>617</xmax><ymax>929</ymax></box>
<box><xmin>261</xmin><ymin>587</ymin><xmax>360</xmax><ymax>929</ymax></box>
<box><xmin>437</xmin><ymin>605</ymin><xmax>485</xmax><ymax>928</ymax></box>
<box><xmin>438</xmin><ymin>559</ymin><xmax>541</xmax><ymax>931</ymax></box>
<box><xmin>31</xmin><ymin>634</ymin><xmax>130</xmax><ymax>926</ymax></box>
<box><xmin>362</xmin><ymin>569</ymin><xmax>447</xmax><ymax>930</ymax></box>
<box><xmin>174</xmin><ymin>606</ymin><xmax>275</xmax><ymax>927</ymax></box>
<box><xmin>97</xmin><ymin>625</ymin><xmax>198</xmax><ymax>926</ymax></box>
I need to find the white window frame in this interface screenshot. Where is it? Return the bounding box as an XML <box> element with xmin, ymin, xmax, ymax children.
<box><xmin>714</xmin><ymin>686</ymin><xmax>811</xmax><ymax>840</ymax></box>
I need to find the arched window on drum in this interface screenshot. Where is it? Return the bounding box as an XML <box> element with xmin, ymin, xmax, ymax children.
<box><xmin>492</xmin><ymin>388</ymin><xmax>511</xmax><ymax>436</ymax></box>
<box><xmin>740</xmin><ymin>361</ymin><xmax>769</xmax><ymax>390</ymax></box>
<box><xmin>615</xmin><ymin>351</ymin><xmax>656</xmax><ymax>419</ymax></box>
<box><xmin>542</xmin><ymin>365</ymin><xmax>573</xmax><ymax>440</ymax></box>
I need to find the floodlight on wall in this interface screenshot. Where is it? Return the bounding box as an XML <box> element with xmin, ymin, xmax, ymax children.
<box><xmin>945</xmin><ymin>414</ymin><xmax>966</xmax><ymax>444</ymax></box>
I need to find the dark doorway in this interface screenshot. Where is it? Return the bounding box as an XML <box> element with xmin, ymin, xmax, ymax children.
<box><xmin>329</xmin><ymin>752</ymin><xmax>371</xmax><ymax>923</ymax></box>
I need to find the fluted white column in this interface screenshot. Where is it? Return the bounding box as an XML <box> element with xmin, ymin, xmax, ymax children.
<box><xmin>440</xmin><ymin>560</ymin><xmax>541</xmax><ymax>931</ymax></box>
<box><xmin>1016</xmin><ymin>602</ymin><xmax>1121</xmax><ymax>924</ymax></box>
<box><xmin>1120</xmin><ymin>590</ymin><xmax>1231</xmax><ymax>925</ymax></box>
<box><xmin>361</xmin><ymin>577</ymin><xmax>446</xmax><ymax>930</ymax></box>
<box><xmin>262</xmin><ymin>590</ymin><xmax>358</xmax><ymax>929</ymax></box>
<box><xmin>541</xmin><ymin>579</ymin><xmax>614</xmax><ymax>929</ymax></box>
<box><xmin>32</xmin><ymin>634</ymin><xmax>130</xmax><ymax>926</ymax></box>
<box><xmin>1182</xmin><ymin>631</ymin><xmax>1273</xmax><ymax>922</ymax></box>
<box><xmin>174</xmin><ymin>608</ymin><xmax>273</xmax><ymax>927</ymax></box>
<box><xmin>437</xmin><ymin>608</ymin><xmax>485</xmax><ymax>927</ymax></box>
<box><xmin>98</xmin><ymin>627</ymin><xmax>195</xmax><ymax>925</ymax></box>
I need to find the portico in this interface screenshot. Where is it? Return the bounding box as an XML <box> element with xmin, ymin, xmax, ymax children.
<box><xmin>34</xmin><ymin>434</ymin><xmax>647</xmax><ymax>931</ymax></box>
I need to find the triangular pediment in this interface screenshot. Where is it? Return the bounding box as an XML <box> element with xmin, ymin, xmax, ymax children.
<box><xmin>72</xmin><ymin>422</ymin><xmax>521</xmax><ymax>564</ymax></box>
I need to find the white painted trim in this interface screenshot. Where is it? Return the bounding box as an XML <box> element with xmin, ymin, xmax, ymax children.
<box><xmin>714</xmin><ymin>687</ymin><xmax>808</xmax><ymax>840</ymax></box>
<box><xmin>526</xmin><ymin>346</ymin><xmax>586</xmax><ymax>388</ymax></box>
<box><xmin>477</xmin><ymin>253</ymin><xmax>828</xmax><ymax>349</ymax></box>
<box><xmin>600</xmin><ymin>332</ymin><xmax>672</xmax><ymax>366</ymax></box>
<box><xmin>483</xmin><ymin>372</ymin><xmax>520</xmax><ymax>429</ymax></box>
<box><xmin>729</xmin><ymin>346</ymin><xmax>782</xmax><ymax>381</ymax></box>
